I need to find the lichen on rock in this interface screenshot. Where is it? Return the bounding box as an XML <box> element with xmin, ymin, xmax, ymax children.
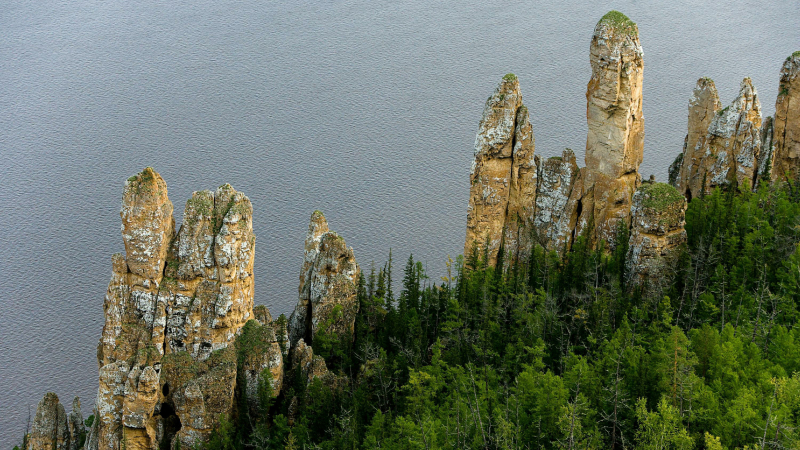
<box><xmin>288</xmin><ymin>211</ymin><xmax>360</xmax><ymax>348</ymax></box>
<box><xmin>90</xmin><ymin>168</ymin><xmax>264</xmax><ymax>450</ymax></box>
<box><xmin>626</xmin><ymin>182</ymin><xmax>687</xmax><ymax>293</ymax></box>
<box><xmin>465</xmin><ymin>74</ymin><xmax>538</xmax><ymax>265</ymax></box>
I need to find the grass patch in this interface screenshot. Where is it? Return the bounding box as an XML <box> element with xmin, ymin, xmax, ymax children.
<box><xmin>598</xmin><ymin>11</ymin><xmax>637</xmax><ymax>36</ymax></box>
<box><xmin>503</xmin><ymin>73</ymin><xmax>517</xmax><ymax>81</ymax></box>
<box><xmin>641</xmin><ymin>182</ymin><xmax>684</xmax><ymax>210</ymax></box>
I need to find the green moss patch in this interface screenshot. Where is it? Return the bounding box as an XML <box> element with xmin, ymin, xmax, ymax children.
<box><xmin>502</xmin><ymin>73</ymin><xmax>517</xmax><ymax>82</ymax></box>
<box><xmin>598</xmin><ymin>11</ymin><xmax>637</xmax><ymax>36</ymax></box>
<box><xmin>641</xmin><ymin>182</ymin><xmax>684</xmax><ymax>210</ymax></box>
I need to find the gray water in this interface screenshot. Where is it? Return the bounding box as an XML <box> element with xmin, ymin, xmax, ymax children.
<box><xmin>0</xmin><ymin>0</ymin><xmax>796</xmax><ymax>445</ymax></box>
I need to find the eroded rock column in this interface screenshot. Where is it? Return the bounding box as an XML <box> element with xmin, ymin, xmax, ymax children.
<box><xmin>465</xmin><ymin>74</ymin><xmax>537</xmax><ymax>265</ymax></box>
<box><xmin>674</xmin><ymin>78</ymin><xmax>721</xmax><ymax>199</ymax></box>
<box><xmin>585</xmin><ymin>11</ymin><xmax>644</xmax><ymax>190</ymax></box>
<box><xmin>91</xmin><ymin>168</ymin><xmax>269</xmax><ymax>450</ymax></box>
<box><xmin>288</xmin><ymin>211</ymin><xmax>360</xmax><ymax>348</ymax></box>
<box><xmin>772</xmin><ymin>52</ymin><xmax>800</xmax><ymax>183</ymax></box>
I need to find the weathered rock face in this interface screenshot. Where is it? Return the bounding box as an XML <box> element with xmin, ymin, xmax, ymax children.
<box><xmin>464</xmin><ymin>12</ymin><xmax>648</xmax><ymax>259</ymax></box>
<box><xmin>501</xmin><ymin>105</ymin><xmax>538</xmax><ymax>266</ymax></box>
<box><xmin>465</xmin><ymin>74</ymin><xmax>537</xmax><ymax>265</ymax></box>
<box><xmin>675</xmin><ymin>78</ymin><xmax>721</xmax><ymax>199</ymax></box>
<box><xmin>27</xmin><ymin>393</ymin><xmax>71</xmax><ymax>450</ymax></box>
<box><xmin>585</xmin><ymin>11</ymin><xmax>644</xmax><ymax>185</ymax></box>
<box><xmin>67</xmin><ymin>397</ymin><xmax>85</xmax><ymax>450</ymax></box>
<box><xmin>532</xmin><ymin>150</ymin><xmax>580</xmax><ymax>251</ymax></box>
<box><xmin>121</xmin><ymin>168</ymin><xmax>175</xmax><ymax>282</ymax></box>
<box><xmin>288</xmin><ymin>211</ymin><xmax>360</xmax><ymax>348</ymax></box>
<box><xmin>91</xmin><ymin>168</ymin><xmax>265</xmax><ymax>450</ymax></box>
<box><xmin>704</xmin><ymin>78</ymin><xmax>763</xmax><ymax>191</ymax></box>
<box><xmin>626</xmin><ymin>183</ymin><xmax>687</xmax><ymax>292</ymax></box>
<box><xmin>576</xmin><ymin>11</ymin><xmax>644</xmax><ymax>249</ymax></box>
<box><xmin>771</xmin><ymin>53</ymin><xmax>800</xmax><ymax>183</ymax></box>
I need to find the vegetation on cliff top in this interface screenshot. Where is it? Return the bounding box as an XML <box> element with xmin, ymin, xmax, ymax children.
<box><xmin>598</xmin><ymin>10</ymin><xmax>637</xmax><ymax>36</ymax></box>
<box><xmin>641</xmin><ymin>182</ymin><xmax>684</xmax><ymax>210</ymax></box>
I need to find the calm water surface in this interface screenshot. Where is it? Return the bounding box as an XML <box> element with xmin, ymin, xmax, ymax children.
<box><xmin>0</xmin><ymin>0</ymin><xmax>796</xmax><ymax>444</ymax></box>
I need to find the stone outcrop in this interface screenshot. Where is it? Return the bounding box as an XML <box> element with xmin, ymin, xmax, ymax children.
<box><xmin>674</xmin><ymin>78</ymin><xmax>721</xmax><ymax>199</ymax></box>
<box><xmin>465</xmin><ymin>74</ymin><xmax>538</xmax><ymax>266</ymax></box>
<box><xmin>288</xmin><ymin>211</ymin><xmax>360</xmax><ymax>348</ymax></box>
<box><xmin>532</xmin><ymin>150</ymin><xmax>580</xmax><ymax>251</ymax></box>
<box><xmin>572</xmin><ymin>11</ymin><xmax>644</xmax><ymax>248</ymax></box>
<box><xmin>673</xmin><ymin>78</ymin><xmax>764</xmax><ymax>197</ymax></box>
<box><xmin>120</xmin><ymin>168</ymin><xmax>175</xmax><ymax>281</ymax></box>
<box><xmin>585</xmin><ymin>11</ymin><xmax>644</xmax><ymax>189</ymax></box>
<box><xmin>27</xmin><ymin>393</ymin><xmax>73</xmax><ymax>450</ymax></box>
<box><xmin>626</xmin><ymin>183</ymin><xmax>687</xmax><ymax>291</ymax></box>
<box><xmin>771</xmin><ymin>52</ymin><xmax>800</xmax><ymax>183</ymax></box>
<box><xmin>90</xmin><ymin>168</ymin><xmax>276</xmax><ymax>450</ymax></box>
<box><xmin>465</xmin><ymin>11</ymin><xmax>646</xmax><ymax>258</ymax></box>
<box><xmin>703</xmin><ymin>78</ymin><xmax>763</xmax><ymax>191</ymax></box>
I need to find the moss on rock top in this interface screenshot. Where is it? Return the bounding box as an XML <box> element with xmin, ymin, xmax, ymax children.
<box><xmin>640</xmin><ymin>182</ymin><xmax>684</xmax><ymax>210</ymax></box>
<box><xmin>597</xmin><ymin>11</ymin><xmax>637</xmax><ymax>36</ymax></box>
<box><xmin>502</xmin><ymin>73</ymin><xmax>517</xmax><ymax>82</ymax></box>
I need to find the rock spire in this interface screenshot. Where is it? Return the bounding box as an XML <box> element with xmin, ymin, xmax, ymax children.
<box><xmin>771</xmin><ymin>52</ymin><xmax>800</xmax><ymax>183</ymax></box>
<box><xmin>288</xmin><ymin>211</ymin><xmax>360</xmax><ymax>348</ymax></box>
<box><xmin>465</xmin><ymin>74</ymin><xmax>537</xmax><ymax>266</ymax></box>
<box><xmin>585</xmin><ymin>10</ymin><xmax>644</xmax><ymax>189</ymax></box>
<box><xmin>88</xmin><ymin>168</ymin><xmax>283</xmax><ymax>450</ymax></box>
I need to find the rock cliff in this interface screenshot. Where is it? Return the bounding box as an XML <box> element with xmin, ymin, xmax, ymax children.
<box><xmin>772</xmin><ymin>52</ymin><xmax>800</xmax><ymax>183</ymax></box>
<box><xmin>88</xmin><ymin>168</ymin><xmax>282</xmax><ymax>450</ymax></box>
<box><xmin>626</xmin><ymin>183</ymin><xmax>687</xmax><ymax>292</ymax></box>
<box><xmin>288</xmin><ymin>211</ymin><xmax>360</xmax><ymax>348</ymax></box>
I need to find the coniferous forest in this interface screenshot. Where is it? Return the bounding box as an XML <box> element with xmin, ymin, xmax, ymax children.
<box><xmin>207</xmin><ymin>179</ymin><xmax>800</xmax><ymax>450</ymax></box>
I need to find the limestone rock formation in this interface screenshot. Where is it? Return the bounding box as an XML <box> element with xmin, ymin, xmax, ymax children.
<box><xmin>585</xmin><ymin>11</ymin><xmax>643</xmax><ymax>189</ymax></box>
<box><xmin>67</xmin><ymin>398</ymin><xmax>85</xmax><ymax>450</ymax></box>
<box><xmin>575</xmin><ymin>11</ymin><xmax>644</xmax><ymax>248</ymax></box>
<box><xmin>91</xmin><ymin>168</ymin><xmax>263</xmax><ymax>450</ymax></box>
<box><xmin>27</xmin><ymin>393</ymin><xmax>71</xmax><ymax>450</ymax></box>
<box><xmin>532</xmin><ymin>150</ymin><xmax>580</xmax><ymax>251</ymax></box>
<box><xmin>675</xmin><ymin>78</ymin><xmax>721</xmax><ymax>199</ymax></box>
<box><xmin>120</xmin><ymin>168</ymin><xmax>175</xmax><ymax>282</ymax></box>
<box><xmin>700</xmin><ymin>78</ymin><xmax>763</xmax><ymax>192</ymax></box>
<box><xmin>626</xmin><ymin>183</ymin><xmax>687</xmax><ymax>291</ymax></box>
<box><xmin>465</xmin><ymin>74</ymin><xmax>537</xmax><ymax>265</ymax></box>
<box><xmin>464</xmin><ymin>11</ymin><xmax>647</xmax><ymax>260</ymax></box>
<box><xmin>771</xmin><ymin>52</ymin><xmax>800</xmax><ymax>183</ymax></box>
<box><xmin>288</xmin><ymin>211</ymin><xmax>360</xmax><ymax>348</ymax></box>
